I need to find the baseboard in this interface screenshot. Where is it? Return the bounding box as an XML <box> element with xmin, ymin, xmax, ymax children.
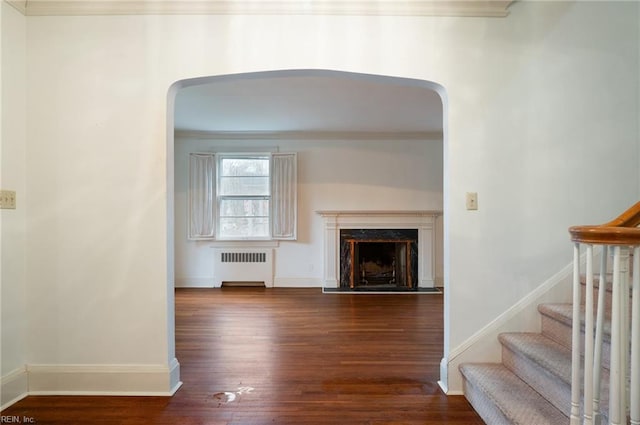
<box><xmin>27</xmin><ymin>360</ymin><xmax>181</xmax><ymax>396</ymax></box>
<box><xmin>273</xmin><ymin>277</ymin><xmax>323</xmax><ymax>287</ymax></box>
<box><xmin>176</xmin><ymin>277</ymin><xmax>323</xmax><ymax>288</ymax></box>
<box><xmin>419</xmin><ymin>279</ymin><xmax>435</xmax><ymax>288</ymax></box>
<box><xmin>168</xmin><ymin>357</ymin><xmax>182</xmax><ymax>395</ymax></box>
<box><xmin>444</xmin><ymin>255</ymin><xmax>582</xmax><ymax>393</ymax></box>
<box><xmin>175</xmin><ymin>277</ymin><xmax>213</xmax><ymax>288</ymax></box>
<box><xmin>1</xmin><ymin>367</ymin><xmax>29</xmax><ymax>410</ymax></box>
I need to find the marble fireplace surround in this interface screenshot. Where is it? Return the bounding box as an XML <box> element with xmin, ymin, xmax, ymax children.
<box><xmin>316</xmin><ymin>210</ymin><xmax>442</xmax><ymax>288</ymax></box>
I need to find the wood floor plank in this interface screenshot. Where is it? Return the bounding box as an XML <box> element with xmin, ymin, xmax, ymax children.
<box><xmin>1</xmin><ymin>287</ymin><xmax>483</xmax><ymax>424</ymax></box>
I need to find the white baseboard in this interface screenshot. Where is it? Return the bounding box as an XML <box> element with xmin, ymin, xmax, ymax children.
<box><xmin>176</xmin><ymin>277</ymin><xmax>323</xmax><ymax>288</ymax></box>
<box><xmin>419</xmin><ymin>279</ymin><xmax>435</xmax><ymax>288</ymax></box>
<box><xmin>1</xmin><ymin>367</ymin><xmax>29</xmax><ymax>410</ymax></box>
<box><xmin>26</xmin><ymin>360</ymin><xmax>181</xmax><ymax>396</ymax></box>
<box><xmin>273</xmin><ymin>277</ymin><xmax>323</xmax><ymax>287</ymax></box>
<box><xmin>168</xmin><ymin>357</ymin><xmax>182</xmax><ymax>395</ymax></box>
<box><xmin>175</xmin><ymin>277</ymin><xmax>213</xmax><ymax>288</ymax></box>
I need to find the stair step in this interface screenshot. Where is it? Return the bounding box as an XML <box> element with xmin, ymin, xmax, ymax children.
<box><xmin>459</xmin><ymin>363</ymin><xmax>568</xmax><ymax>425</ymax></box>
<box><xmin>499</xmin><ymin>332</ymin><xmax>572</xmax><ymax>416</ymax></box>
<box><xmin>580</xmin><ymin>276</ymin><xmax>633</xmax><ymax>316</ymax></box>
<box><xmin>539</xmin><ymin>302</ymin><xmax>612</xmax><ymax>341</ymax></box>
<box><xmin>539</xmin><ymin>303</ymin><xmax>612</xmax><ymax>369</ymax></box>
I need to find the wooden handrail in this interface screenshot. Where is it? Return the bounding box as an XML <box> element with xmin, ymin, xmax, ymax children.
<box><xmin>569</xmin><ymin>200</ymin><xmax>640</xmax><ymax>245</ymax></box>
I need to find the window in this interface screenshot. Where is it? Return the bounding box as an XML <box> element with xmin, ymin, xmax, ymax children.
<box><xmin>188</xmin><ymin>152</ymin><xmax>297</xmax><ymax>241</ymax></box>
<box><xmin>218</xmin><ymin>155</ymin><xmax>270</xmax><ymax>239</ymax></box>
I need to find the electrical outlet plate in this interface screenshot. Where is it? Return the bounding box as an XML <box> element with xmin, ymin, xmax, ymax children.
<box><xmin>0</xmin><ymin>190</ymin><xmax>16</xmax><ymax>209</ymax></box>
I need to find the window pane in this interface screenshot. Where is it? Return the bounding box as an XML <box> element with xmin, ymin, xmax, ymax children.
<box><xmin>221</xmin><ymin>158</ymin><xmax>269</xmax><ymax>177</ymax></box>
<box><xmin>220</xmin><ymin>217</ymin><xmax>269</xmax><ymax>238</ymax></box>
<box><xmin>219</xmin><ymin>176</ymin><xmax>269</xmax><ymax>196</ymax></box>
<box><xmin>220</xmin><ymin>199</ymin><xmax>269</xmax><ymax>217</ymax></box>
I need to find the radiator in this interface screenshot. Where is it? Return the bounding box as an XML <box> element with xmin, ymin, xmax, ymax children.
<box><xmin>213</xmin><ymin>248</ymin><xmax>274</xmax><ymax>287</ymax></box>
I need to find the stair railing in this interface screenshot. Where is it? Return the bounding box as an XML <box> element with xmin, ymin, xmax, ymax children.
<box><xmin>569</xmin><ymin>201</ymin><xmax>640</xmax><ymax>425</ymax></box>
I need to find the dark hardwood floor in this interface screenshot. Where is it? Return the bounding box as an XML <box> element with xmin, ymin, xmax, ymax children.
<box><xmin>1</xmin><ymin>288</ymin><xmax>483</xmax><ymax>424</ymax></box>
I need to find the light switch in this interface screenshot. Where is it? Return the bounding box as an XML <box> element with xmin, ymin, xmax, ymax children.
<box><xmin>0</xmin><ymin>190</ymin><xmax>16</xmax><ymax>209</ymax></box>
<box><xmin>466</xmin><ymin>192</ymin><xmax>478</xmax><ymax>210</ymax></box>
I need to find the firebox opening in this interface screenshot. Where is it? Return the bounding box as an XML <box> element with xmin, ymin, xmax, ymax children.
<box><xmin>339</xmin><ymin>228</ymin><xmax>418</xmax><ymax>291</ymax></box>
<box><xmin>357</xmin><ymin>242</ymin><xmax>407</xmax><ymax>287</ymax></box>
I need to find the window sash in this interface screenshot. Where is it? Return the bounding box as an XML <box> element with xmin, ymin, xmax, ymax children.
<box><xmin>216</xmin><ymin>154</ymin><xmax>272</xmax><ymax>240</ymax></box>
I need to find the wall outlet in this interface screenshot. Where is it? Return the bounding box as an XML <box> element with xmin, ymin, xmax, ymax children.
<box><xmin>0</xmin><ymin>190</ymin><xmax>16</xmax><ymax>209</ymax></box>
<box><xmin>466</xmin><ymin>192</ymin><xmax>478</xmax><ymax>210</ymax></box>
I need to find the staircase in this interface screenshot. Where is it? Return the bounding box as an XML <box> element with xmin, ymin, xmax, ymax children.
<box><xmin>460</xmin><ymin>279</ymin><xmax>625</xmax><ymax>424</ymax></box>
<box><xmin>460</xmin><ymin>202</ymin><xmax>640</xmax><ymax>425</ymax></box>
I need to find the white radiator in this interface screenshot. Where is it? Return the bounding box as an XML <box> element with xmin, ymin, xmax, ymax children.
<box><xmin>213</xmin><ymin>248</ymin><xmax>274</xmax><ymax>287</ymax></box>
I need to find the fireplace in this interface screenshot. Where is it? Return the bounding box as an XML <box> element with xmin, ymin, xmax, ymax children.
<box><xmin>340</xmin><ymin>229</ymin><xmax>418</xmax><ymax>290</ymax></box>
<box><xmin>316</xmin><ymin>210</ymin><xmax>441</xmax><ymax>289</ymax></box>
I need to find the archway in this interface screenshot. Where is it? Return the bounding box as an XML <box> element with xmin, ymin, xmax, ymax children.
<box><xmin>166</xmin><ymin>69</ymin><xmax>449</xmax><ymax>389</ymax></box>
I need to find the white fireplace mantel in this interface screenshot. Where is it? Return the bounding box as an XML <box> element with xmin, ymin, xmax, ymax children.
<box><xmin>316</xmin><ymin>210</ymin><xmax>442</xmax><ymax>288</ymax></box>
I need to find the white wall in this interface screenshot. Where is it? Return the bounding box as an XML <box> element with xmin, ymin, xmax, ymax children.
<box><xmin>24</xmin><ymin>14</ymin><xmax>180</xmax><ymax>394</ymax></box>
<box><xmin>445</xmin><ymin>0</ymin><xmax>638</xmax><ymax>341</ymax></box>
<box><xmin>174</xmin><ymin>136</ymin><xmax>444</xmax><ymax>287</ymax></box>
<box><xmin>14</xmin><ymin>0</ymin><xmax>640</xmax><ymax>395</ymax></box>
<box><xmin>1</xmin><ymin>0</ymin><xmax>28</xmax><ymax>406</ymax></box>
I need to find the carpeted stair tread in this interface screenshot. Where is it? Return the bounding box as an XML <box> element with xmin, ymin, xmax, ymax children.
<box><xmin>538</xmin><ymin>303</ymin><xmax>573</xmax><ymax>326</ymax></box>
<box><xmin>459</xmin><ymin>363</ymin><xmax>568</xmax><ymax>425</ymax></box>
<box><xmin>538</xmin><ymin>303</ymin><xmax>612</xmax><ymax>339</ymax></box>
<box><xmin>499</xmin><ymin>332</ymin><xmax>572</xmax><ymax>385</ymax></box>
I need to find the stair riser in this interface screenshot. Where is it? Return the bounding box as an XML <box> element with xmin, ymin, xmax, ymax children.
<box><xmin>540</xmin><ymin>314</ymin><xmax>612</xmax><ymax>370</ymax></box>
<box><xmin>580</xmin><ymin>283</ymin><xmax>632</xmax><ymax>318</ymax></box>
<box><xmin>461</xmin><ymin>376</ymin><xmax>513</xmax><ymax>425</ymax></box>
<box><xmin>501</xmin><ymin>345</ymin><xmax>572</xmax><ymax>417</ymax></box>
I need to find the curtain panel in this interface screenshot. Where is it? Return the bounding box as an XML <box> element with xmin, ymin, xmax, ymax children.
<box><xmin>271</xmin><ymin>153</ymin><xmax>297</xmax><ymax>240</ymax></box>
<box><xmin>188</xmin><ymin>153</ymin><xmax>216</xmax><ymax>239</ymax></box>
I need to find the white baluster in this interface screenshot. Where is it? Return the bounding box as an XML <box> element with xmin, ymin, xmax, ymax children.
<box><xmin>630</xmin><ymin>246</ymin><xmax>639</xmax><ymax>425</ymax></box>
<box><xmin>583</xmin><ymin>244</ymin><xmax>595</xmax><ymax>425</ymax></box>
<box><xmin>619</xmin><ymin>247</ymin><xmax>630</xmax><ymax>423</ymax></box>
<box><xmin>571</xmin><ymin>243</ymin><xmax>583</xmax><ymax>425</ymax></box>
<box><xmin>610</xmin><ymin>246</ymin><xmax>623</xmax><ymax>425</ymax></box>
<box><xmin>592</xmin><ymin>246</ymin><xmax>608</xmax><ymax>425</ymax></box>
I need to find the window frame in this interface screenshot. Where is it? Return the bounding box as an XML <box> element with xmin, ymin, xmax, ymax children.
<box><xmin>215</xmin><ymin>152</ymin><xmax>272</xmax><ymax>241</ymax></box>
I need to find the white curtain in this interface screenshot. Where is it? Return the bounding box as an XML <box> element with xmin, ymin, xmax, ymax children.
<box><xmin>271</xmin><ymin>153</ymin><xmax>297</xmax><ymax>240</ymax></box>
<box><xmin>188</xmin><ymin>153</ymin><xmax>215</xmax><ymax>239</ymax></box>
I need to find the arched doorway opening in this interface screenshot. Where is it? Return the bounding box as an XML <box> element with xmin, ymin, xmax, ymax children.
<box><xmin>166</xmin><ymin>69</ymin><xmax>449</xmax><ymax>389</ymax></box>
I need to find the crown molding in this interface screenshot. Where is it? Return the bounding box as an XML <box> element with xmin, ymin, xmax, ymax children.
<box><xmin>18</xmin><ymin>0</ymin><xmax>514</xmax><ymax>17</ymax></box>
<box><xmin>173</xmin><ymin>129</ymin><xmax>444</xmax><ymax>141</ymax></box>
<box><xmin>5</xmin><ymin>0</ymin><xmax>27</xmax><ymax>14</ymax></box>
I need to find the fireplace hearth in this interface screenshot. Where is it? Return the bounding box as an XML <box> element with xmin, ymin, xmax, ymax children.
<box><xmin>340</xmin><ymin>229</ymin><xmax>418</xmax><ymax>290</ymax></box>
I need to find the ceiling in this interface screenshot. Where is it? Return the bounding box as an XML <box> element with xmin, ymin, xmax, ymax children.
<box><xmin>174</xmin><ymin>72</ymin><xmax>445</xmax><ymax>137</ymax></box>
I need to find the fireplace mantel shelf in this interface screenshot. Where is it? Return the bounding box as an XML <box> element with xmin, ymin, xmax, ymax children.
<box><xmin>316</xmin><ymin>210</ymin><xmax>442</xmax><ymax>217</ymax></box>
